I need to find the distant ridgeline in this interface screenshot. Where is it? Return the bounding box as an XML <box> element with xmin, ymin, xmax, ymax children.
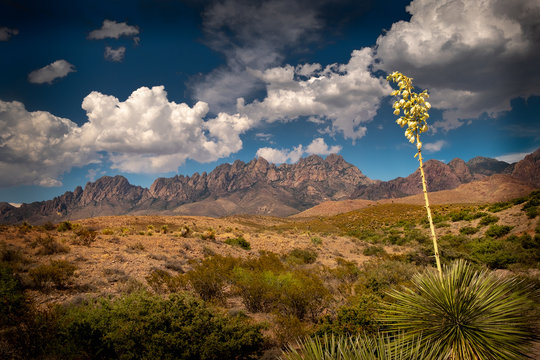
<box><xmin>1</xmin><ymin>148</ymin><xmax>539</xmax><ymax>224</ymax></box>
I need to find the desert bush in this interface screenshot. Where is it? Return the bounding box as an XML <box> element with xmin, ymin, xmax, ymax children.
<box><xmin>286</xmin><ymin>248</ymin><xmax>318</xmax><ymax>265</ymax></box>
<box><xmin>225</xmin><ymin>236</ymin><xmax>251</xmax><ymax>250</ymax></box>
<box><xmin>316</xmin><ymin>294</ymin><xmax>381</xmax><ymax>336</ymax></box>
<box><xmin>273</xmin><ymin>314</ymin><xmax>308</xmax><ymax>346</ymax></box>
<box><xmin>29</xmin><ymin>260</ymin><xmax>76</xmax><ymax>289</ymax></box>
<box><xmin>18</xmin><ymin>221</ymin><xmax>32</xmax><ymax>233</ymax></box>
<box><xmin>277</xmin><ymin>270</ymin><xmax>329</xmax><ymax>320</ymax></box>
<box><xmin>311</xmin><ymin>236</ymin><xmax>323</xmax><ymax>246</ymax></box>
<box><xmin>42</xmin><ymin>221</ymin><xmax>56</xmax><ymax>231</ymax></box>
<box><xmin>161</xmin><ymin>225</ymin><xmax>169</xmax><ymax>234</ymax></box>
<box><xmin>34</xmin><ymin>235</ymin><xmax>70</xmax><ymax>255</ymax></box>
<box><xmin>0</xmin><ymin>262</ymin><xmax>27</xmax><ymax>326</ymax></box>
<box><xmin>178</xmin><ymin>225</ymin><xmax>191</xmax><ymax>237</ymax></box>
<box><xmin>201</xmin><ymin>228</ymin><xmax>216</xmax><ymax>240</ymax></box>
<box><xmin>487</xmin><ymin>201</ymin><xmax>513</xmax><ymax>213</ymax></box>
<box><xmin>485</xmin><ymin>224</ymin><xmax>513</xmax><ymax>238</ymax></box>
<box><xmin>233</xmin><ymin>268</ymin><xmax>279</xmax><ymax>312</ymax></box>
<box><xmin>383</xmin><ymin>260</ymin><xmax>534</xmax><ymax>360</ymax></box>
<box><xmin>240</xmin><ymin>251</ymin><xmax>285</xmax><ymax>273</ymax></box>
<box><xmin>73</xmin><ymin>226</ymin><xmax>97</xmax><ymax>245</ymax></box>
<box><xmin>102</xmin><ymin>228</ymin><xmax>114</xmax><ymax>235</ymax></box>
<box><xmin>354</xmin><ymin>260</ymin><xmax>419</xmax><ymax>298</ymax></box>
<box><xmin>478</xmin><ymin>214</ymin><xmax>499</xmax><ymax>226</ymax></box>
<box><xmin>0</xmin><ymin>242</ymin><xmax>24</xmax><ymax>264</ymax></box>
<box><xmin>186</xmin><ymin>255</ymin><xmax>238</xmax><ymax>301</ymax></box>
<box><xmin>127</xmin><ymin>241</ymin><xmax>145</xmax><ymax>251</ymax></box>
<box><xmin>57</xmin><ymin>221</ymin><xmax>73</xmax><ymax>232</ymax></box>
<box><xmin>362</xmin><ymin>245</ymin><xmax>386</xmax><ymax>257</ymax></box>
<box><xmin>459</xmin><ymin>226</ymin><xmax>478</xmax><ymax>235</ymax></box>
<box><xmin>146</xmin><ymin>268</ymin><xmax>184</xmax><ymax>293</ymax></box>
<box><xmin>55</xmin><ymin>292</ymin><xmax>265</xmax><ymax>360</ymax></box>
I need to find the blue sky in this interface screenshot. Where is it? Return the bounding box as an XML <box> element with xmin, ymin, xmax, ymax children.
<box><xmin>1</xmin><ymin>0</ymin><xmax>539</xmax><ymax>204</ymax></box>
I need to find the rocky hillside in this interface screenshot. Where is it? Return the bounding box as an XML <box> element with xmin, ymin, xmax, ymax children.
<box><xmin>349</xmin><ymin>150</ymin><xmax>536</xmax><ymax>200</ymax></box>
<box><xmin>1</xmin><ymin>149</ymin><xmax>538</xmax><ymax>224</ymax></box>
<box><xmin>1</xmin><ymin>154</ymin><xmax>373</xmax><ymax>223</ymax></box>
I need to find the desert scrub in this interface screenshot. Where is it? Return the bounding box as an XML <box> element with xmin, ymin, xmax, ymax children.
<box><xmin>485</xmin><ymin>224</ymin><xmax>513</xmax><ymax>238</ymax></box>
<box><xmin>73</xmin><ymin>226</ymin><xmax>97</xmax><ymax>245</ymax></box>
<box><xmin>101</xmin><ymin>228</ymin><xmax>114</xmax><ymax>235</ymax></box>
<box><xmin>487</xmin><ymin>200</ymin><xmax>513</xmax><ymax>213</ymax></box>
<box><xmin>479</xmin><ymin>214</ymin><xmax>499</xmax><ymax>226</ymax></box>
<box><xmin>146</xmin><ymin>268</ymin><xmax>184</xmax><ymax>293</ymax></box>
<box><xmin>0</xmin><ymin>262</ymin><xmax>28</xmax><ymax>326</ymax></box>
<box><xmin>33</xmin><ymin>235</ymin><xmax>70</xmax><ymax>255</ymax></box>
<box><xmin>54</xmin><ymin>292</ymin><xmax>265</xmax><ymax>360</ymax></box>
<box><xmin>56</xmin><ymin>221</ymin><xmax>73</xmax><ymax>232</ymax></box>
<box><xmin>459</xmin><ymin>226</ymin><xmax>479</xmax><ymax>235</ymax></box>
<box><xmin>311</xmin><ymin>236</ymin><xmax>323</xmax><ymax>246</ymax></box>
<box><xmin>286</xmin><ymin>248</ymin><xmax>318</xmax><ymax>265</ymax></box>
<box><xmin>29</xmin><ymin>260</ymin><xmax>76</xmax><ymax>289</ymax></box>
<box><xmin>200</xmin><ymin>228</ymin><xmax>216</xmax><ymax>240</ymax></box>
<box><xmin>186</xmin><ymin>255</ymin><xmax>239</xmax><ymax>301</ymax></box>
<box><xmin>362</xmin><ymin>244</ymin><xmax>386</xmax><ymax>257</ymax></box>
<box><xmin>225</xmin><ymin>236</ymin><xmax>251</xmax><ymax>250</ymax></box>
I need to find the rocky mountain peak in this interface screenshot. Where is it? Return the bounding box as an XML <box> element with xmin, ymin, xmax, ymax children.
<box><xmin>466</xmin><ymin>156</ymin><xmax>511</xmax><ymax>176</ymax></box>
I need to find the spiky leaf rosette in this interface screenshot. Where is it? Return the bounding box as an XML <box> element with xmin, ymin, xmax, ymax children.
<box><xmin>383</xmin><ymin>260</ymin><xmax>534</xmax><ymax>360</ymax></box>
<box><xmin>386</xmin><ymin>71</ymin><xmax>431</xmax><ymax>151</ymax></box>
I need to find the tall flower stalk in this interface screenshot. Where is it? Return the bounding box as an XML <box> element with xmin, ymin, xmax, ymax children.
<box><xmin>386</xmin><ymin>72</ymin><xmax>441</xmax><ymax>277</ymax></box>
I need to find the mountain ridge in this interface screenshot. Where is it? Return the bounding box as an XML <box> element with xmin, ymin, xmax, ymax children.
<box><xmin>1</xmin><ymin>149</ymin><xmax>539</xmax><ymax>224</ymax></box>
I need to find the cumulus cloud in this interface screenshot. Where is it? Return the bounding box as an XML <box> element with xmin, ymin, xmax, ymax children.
<box><xmin>256</xmin><ymin>137</ymin><xmax>341</xmax><ymax>164</ymax></box>
<box><xmin>375</xmin><ymin>0</ymin><xmax>540</xmax><ymax>130</ymax></box>
<box><xmin>77</xmin><ymin>86</ymin><xmax>251</xmax><ymax>173</ymax></box>
<box><xmin>0</xmin><ymin>27</ymin><xmax>18</xmax><ymax>41</ymax></box>
<box><xmin>88</xmin><ymin>20</ymin><xmax>139</xmax><ymax>39</ymax></box>
<box><xmin>28</xmin><ymin>60</ymin><xmax>75</xmax><ymax>84</ymax></box>
<box><xmin>238</xmin><ymin>48</ymin><xmax>390</xmax><ymax>140</ymax></box>
<box><xmin>0</xmin><ymin>86</ymin><xmax>254</xmax><ymax>186</ymax></box>
<box><xmin>0</xmin><ymin>100</ymin><xmax>98</xmax><ymax>187</ymax></box>
<box><xmin>191</xmin><ymin>0</ymin><xmax>324</xmax><ymax>112</ymax></box>
<box><xmin>423</xmin><ymin>140</ymin><xmax>447</xmax><ymax>152</ymax></box>
<box><xmin>104</xmin><ymin>46</ymin><xmax>126</xmax><ymax>62</ymax></box>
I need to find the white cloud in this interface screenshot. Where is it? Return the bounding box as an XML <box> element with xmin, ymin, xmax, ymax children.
<box><xmin>375</xmin><ymin>0</ymin><xmax>540</xmax><ymax>130</ymax></box>
<box><xmin>256</xmin><ymin>137</ymin><xmax>341</xmax><ymax>164</ymax></box>
<box><xmin>305</xmin><ymin>137</ymin><xmax>342</xmax><ymax>155</ymax></box>
<box><xmin>0</xmin><ymin>100</ymin><xmax>98</xmax><ymax>187</ymax></box>
<box><xmin>0</xmin><ymin>27</ymin><xmax>18</xmax><ymax>41</ymax></box>
<box><xmin>255</xmin><ymin>132</ymin><xmax>273</xmax><ymax>141</ymax></box>
<box><xmin>191</xmin><ymin>0</ymin><xmax>324</xmax><ymax>112</ymax></box>
<box><xmin>495</xmin><ymin>151</ymin><xmax>531</xmax><ymax>163</ymax></box>
<box><xmin>78</xmin><ymin>86</ymin><xmax>251</xmax><ymax>173</ymax></box>
<box><xmin>28</xmin><ymin>60</ymin><xmax>75</xmax><ymax>84</ymax></box>
<box><xmin>0</xmin><ymin>86</ymin><xmax>255</xmax><ymax>186</ymax></box>
<box><xmin>423</xmin><ymin>140</ymin><xmax>447</xmax><ymax>152</ymax></box>
<box><xmin>88</xmin><ymin>20</ymin><xmax>139</xmax><ymax>40</ymax></box>
<box><xmin>238</xmin><ymin>48</ymin><xmax>390</xmax><ymax>140</ymax></box>
<box><xmin>104</xmin><ymin>46</ymin><xmax>126</xmax><ymax>62</ymax></box>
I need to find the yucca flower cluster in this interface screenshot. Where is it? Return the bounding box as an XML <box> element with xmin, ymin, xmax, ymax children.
<box><xmin>386</xmin><ymin>71</ymin><xmax>431</xmax><ymax>151</ymax></box>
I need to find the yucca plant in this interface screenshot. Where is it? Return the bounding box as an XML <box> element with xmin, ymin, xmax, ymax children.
<box><xmin>386</xmin><ymin>71</ymin><xmax>441</xmax><ymax>276</ymax></box>
<box><xmin>383</xmin><ymin>260</ymin><xmax>534</xmax><ymax>360</ymax></box>
<box><xmin>280</xmin><ymin>332</ymin><xmax>440</xmax><ymax>360</ymax></box>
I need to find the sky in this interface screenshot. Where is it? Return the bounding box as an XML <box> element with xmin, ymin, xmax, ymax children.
<box><xmin>1</xmin><ymin>0</ymin><xmax>539</xmax><ymax>204</ymax></box>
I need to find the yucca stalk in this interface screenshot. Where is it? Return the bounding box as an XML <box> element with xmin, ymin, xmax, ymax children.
<box><xmin>386</xmin><ymin>71</ymin><xmax>441</xmax><ymax>277</ymax></box>
<box><xmin>383</xmin><ymin>260</ymin><xmax>534</xmax><ymax>360</ymax></box>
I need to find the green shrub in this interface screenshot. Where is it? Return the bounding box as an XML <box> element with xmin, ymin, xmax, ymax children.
<box><xmin>57</xmin><ymin>221</ymin><xmax>73</xmax><ymax>232</ymax></box>
<box><xmin>56</xmin><ymin>292</ymin><xmax>265</xmax><ymax>360</ymax></box>
<box><xmin>178</xmin><ymin>225</ymin><xmax>191</xmax><ymax>237</ymax></box>
<box><xmin>459</xmin><ymin>226</ymin><xmax>478</xmax><ymax>235</ymax></box>
<box><xmin>18</xmin><ymin>221</ymin><xmax>32</xmax><ymax>233</ymax></box>
<box><xmin>145</xmin><ymin>269</ymin><xmax>184</xmax><ymax>294</ymax></box>
<box><xmin>487</xmin><ymin>201</ymin><xmax>513</xmax><ymax>213</ymax></box>
<box><xmin>102</xmin><ymin>228</ymin><xmax>114</xmax><ymax>235</ymax></box>
<box><xmin>311</xmin><ymin>237</ymin><xmax>323</xmax><ymax>246</ymax></box>
<box><xmin>485</xmin><ymin>224</ymin><xmax>513</xmax><ymax>238</ymax></box>
<box><xmin>29</xmin><ymin>260</ymin><xmax>76</xmax><ymax>289</ymax></box>
<box><xmin>277</xmin><ymin>270</ymin><xmax>329</xmax><ymax>320</ymax></box>
<box><xmin>225</xmin><ymin>236</ymin><xmax>251</xmax><ymax>250</ymax></box>
<box><xmin>161</xmin><ymin>225</ymin><xmax>168</xmax><ymax>234</ymax></box>
<box><xmin>362</xmin><ymin>245</ymin><xmax>386</xmax><ymax>257</ymax></box>
<box><xmin>286</xmin><ymin>248</ymin><xmax>318</xmax><ymax>264</ymax></box>
<box><xmin>0</xmin><ymin>262</ymin><xmax>27</xmax><ymax>326</ymax></box>
<box><xmin>186</xmin><ymin>255</ymin><xmax>238</xmax><ymax>301</ymax></box>
<box><xmin>34</xmin><ymin>235</ymin><xmax>70</xmax><ymax>255</ymax></box>
<box><xmin>316</xmin><ymin>294</ymin><xmax>381</xmax><ymax>336</ymax></box>
<box><xmin>42</xmin><ymin>221</ymin><xmax>56</xmax><ymax>231</ymax></box>
<box><xmin>233</xmin><ymin>268</ymin><xmax>279</xmax><ymax>312</ymax></box>
<box><xmin>354</xmin><ymin>260</ymin><xmax>419</xmax><ymax>297</ymax></box>
<box><xmin>478</xmin><ymin>214</ymin><xmax>499</xmax><ymax>226</ymax></box>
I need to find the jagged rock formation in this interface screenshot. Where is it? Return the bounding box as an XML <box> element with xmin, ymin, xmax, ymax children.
<box><xmin>1</xmin><ymin>154</ymin><xmax>373</xmax><ymax>223</ymax></box>
<box><xmin>1</xmin><ymin>149</ymin><xmax>538</xmax><ymax>224</ymax></box>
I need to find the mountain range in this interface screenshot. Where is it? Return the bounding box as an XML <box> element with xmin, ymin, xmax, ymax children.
<box><xmin>1</xmin><ymin>148</ymin><xmax>539</xmax><ymax>224</ymax></box>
